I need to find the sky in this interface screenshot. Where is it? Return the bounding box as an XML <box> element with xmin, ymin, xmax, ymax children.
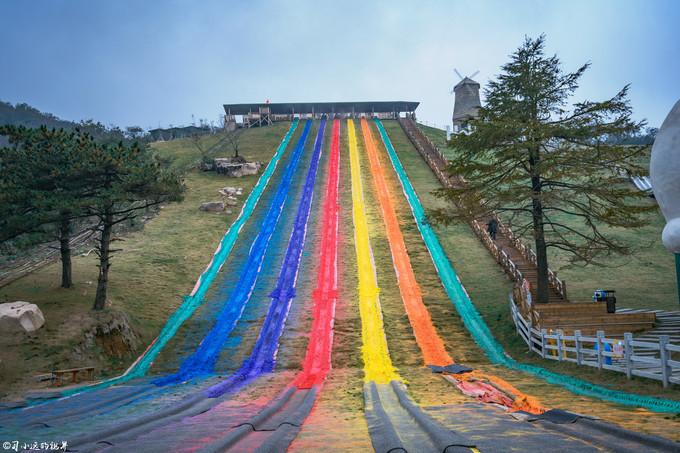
<box><xmin>1</xmin><ymin>0</ymin><xmax>679</xmax><ymax>130</ymax></box>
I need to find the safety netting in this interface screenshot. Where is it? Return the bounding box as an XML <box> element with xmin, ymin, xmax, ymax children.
<box><xmin>206</xmin><ymin>119</ymin><xmax>327</xmax><ymax>397</ymax></box>
<box><xmin>155</xmin><ymin>120</ymin><xmax>313</xmax><ymax>385</ymax></box>
<box><xmin>374</xmin><ymin>118</ymin><xmax>680</xmax><ymax>413</ymax></box>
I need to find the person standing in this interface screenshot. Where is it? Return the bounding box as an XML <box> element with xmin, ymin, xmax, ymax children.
<box><xmin>487</xmin><ymin>217</ymin><xmax>498</xmax><ymax>241</ymax></box>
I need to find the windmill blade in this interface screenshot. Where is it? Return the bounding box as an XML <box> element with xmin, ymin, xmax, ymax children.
<box><xmin>454</xmin><ymin>68</ymin><xmax>464</xmax><ymax>80</ymax></box>
<box><xmin>470</xmin><ymin>70</ymin><xmax>480</xmax><ymax>79</ymax></box>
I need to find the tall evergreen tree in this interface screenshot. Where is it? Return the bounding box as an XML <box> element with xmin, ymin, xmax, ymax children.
<box><xmin>433</xmin><ymin>35</ymin><xmax>654</xmax><ymax>304</ymax></box>
<box><xmin>83</xmin><ymin>141</ymin><xmax>184</xmax><ymax>310</ymax></box>
<box><xmin>0</xmin><ymin>126</ymin><xmax>93</xmax><ymax>288</ymax></box>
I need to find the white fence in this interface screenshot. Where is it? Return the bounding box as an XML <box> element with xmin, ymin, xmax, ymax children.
<box><xmin>509</xmin><ymin>296</ymin><xmax>680</xmax><ymax>387</ymax></box>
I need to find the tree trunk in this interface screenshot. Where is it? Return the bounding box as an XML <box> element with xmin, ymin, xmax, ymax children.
<box><xmin>59</xmin><ymin>215</ymin><xmax>73</xmax><ymax>288</ymax></box>
<box><xmin>529</xmin><ymin>145</ymin><xmax>551</xmax><ymax>304</ymax></box>
<box><xmin>533</xmin><ymin>211</ymin><xmax>550</xmax><ymax>304</ymax></box>
<box><xmin>93</xmin><ymin>211</ymin><xmax>113</xmax><ymax>310</ymax></box>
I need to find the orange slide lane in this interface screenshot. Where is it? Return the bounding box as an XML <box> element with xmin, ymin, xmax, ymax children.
<box><xmin>361</xmin><ymin>118</ymin><xmax>545</xmax><ymax>414</ymax></box>
<box><xmin>359</xmin><ymin>117</ymin><xmax>453</xmax><ymax>368</ymax></box>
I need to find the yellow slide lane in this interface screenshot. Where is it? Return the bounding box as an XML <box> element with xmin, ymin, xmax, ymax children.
<box><xmin>347</xmin><ymin>119</ymin><xmax>400</xmax><ymax>384</ymax></box>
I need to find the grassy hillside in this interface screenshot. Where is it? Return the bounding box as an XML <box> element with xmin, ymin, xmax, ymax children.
<box><xmin>415</xmin><ymin>123</ymin><xmax>678</xmax><ymax>310</ymax></box>
<box><xmin>0</xmin><ymin>123</ymin><xmax>292</xmax><ymax>398</ymax></box>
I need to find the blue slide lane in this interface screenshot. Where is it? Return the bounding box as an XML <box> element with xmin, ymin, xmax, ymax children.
<box><xmin>156</xmin><ymin>120</ymin><xmax>313</xmax><ymax>385</ymax></box>
<box><xmin>206</xmin><ymin>118</ymin><xmax>326</xmax><ymax>398</ymax></box>
<box><xmin>374</xmin><ymin>118</ymin><xmax>680</xmax><ymax>413</ymax></box>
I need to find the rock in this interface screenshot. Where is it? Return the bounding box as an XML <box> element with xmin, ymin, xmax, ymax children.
<box><xmin>218</xmin><ymin>186</ymin><xmax>238</xmax><ymax>197</ymax></box>
<box><xmin>199</xmin><ymin>201</ymin><xmax>225</xmax><ymax>212</ymax></box>
<box><xmin>225</xmin><ymin>198</ymin><xmax>238</xmax><ymax>207</ymax></box>
<box><xmin>214</xmin><ymin>159</ymin><xmax>262</xmax><ymax>177</ymax></box>
<box><xmin>226</xmin><ymin>209</ymin><xmax>233</xmax><ymax>214</ymax></box>
<box><xmin>72</xmin><ymin>310</ymin><xmax>140</xmax><ymax>360</ymax></box>
<box><xmin>241</xmin><ymin>162</ymin><xmax>260</xmax><ymax>176</ymax></box>
<box><xmin>0</xmin><ymin>302</ymin><xmax>45</xmax><ymax>333</ymax></box>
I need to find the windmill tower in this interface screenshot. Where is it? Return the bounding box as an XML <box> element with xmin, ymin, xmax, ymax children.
<box><xmin>451</xmin><ymin>69</ymin><xmax>481</xmax><ymax>134</ymax></box>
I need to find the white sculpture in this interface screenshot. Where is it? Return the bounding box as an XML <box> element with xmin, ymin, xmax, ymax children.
<box><xmin>650</xmin><ymin>100</ymin><xmax>680</xmax><ymax>253</ymax></box>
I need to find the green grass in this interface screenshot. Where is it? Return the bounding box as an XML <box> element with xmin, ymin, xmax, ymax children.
<box><xmin>0</xmin><ymin>123</ymin><xmax>292</xmax><ymax>398</ymax></box>
<box><xmin>152</xmin><ymin>123</ymin><xmax>292</xmax><ymax>171</ymax></box>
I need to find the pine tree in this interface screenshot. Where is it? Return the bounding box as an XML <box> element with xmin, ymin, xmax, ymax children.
<box><xmin>83</xmin><ymin>140</ymin><xmax>184</xmax><ymax>310</ymax></box>
<box><xmin>433</xmin><ymin>35</ymin><xmax>654</xmax><ymax>304</ymax></box>
<box><xmin>0</xmin><ymin>126</ymin><xmax>94</xmax><ymax>288</ymax></box>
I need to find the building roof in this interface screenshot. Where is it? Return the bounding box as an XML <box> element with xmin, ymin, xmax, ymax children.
<box><xmin>223</xmin><ymin>101</ymin><xmax>419</xmax><ymax>115</ymax></box>
<box><xmin>453</xmin><ymin>77</ymin><xmax>480</xmax><ymax>90</ymax></box>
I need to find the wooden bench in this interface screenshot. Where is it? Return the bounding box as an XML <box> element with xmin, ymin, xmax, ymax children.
<box><xmin>40</xmin><ymin>367</ymin><xmax>95</xmax><ymax>387</ymax></box>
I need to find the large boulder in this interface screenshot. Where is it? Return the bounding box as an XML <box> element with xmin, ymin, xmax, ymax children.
<box><xmin>0</xmin><ymin>302</ymin><xmax>45</xmax><ymax>333</ymax></box>
<box><xmin>214</xmin><ymin>159</ymin><xmax>262</xmax><ymax>177</ymax></box>
<box><xmin>219</xmin><ymin>186</ymin><xmax>239</xmax><ymax>197</ymax></box>
<box><xmin>199</xmin><ymin>201</ymin><xmax>225</xmax><ymax>212</ymax></box>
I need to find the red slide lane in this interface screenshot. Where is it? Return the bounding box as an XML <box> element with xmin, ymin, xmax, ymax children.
<box><xmin>293</xmin><ymin>118</ymin><xmax>341</xmax><ymax>388</ymax></box>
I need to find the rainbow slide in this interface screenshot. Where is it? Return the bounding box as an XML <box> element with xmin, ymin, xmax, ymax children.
<box><xmin>3</xmin><ymin>118</ymin><xmax>680</xmax><ymax>453</ymax></box>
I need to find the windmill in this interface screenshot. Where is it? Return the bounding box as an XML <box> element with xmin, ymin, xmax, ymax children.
<box><xmin>451</xmin><ymin>69</ymin><xmax>481</xmax><ymax>134</ymax></box>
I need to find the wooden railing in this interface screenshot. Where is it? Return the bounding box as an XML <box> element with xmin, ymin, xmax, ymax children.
<box><xmin>398</xmin><ymin>118</ymin><xmax>567</xmax><ymax>300</ymax></box>
<box><xmin>509</xmin><ymin>294</ymin><xmax>678</xmax><ymax>387</ymax></box>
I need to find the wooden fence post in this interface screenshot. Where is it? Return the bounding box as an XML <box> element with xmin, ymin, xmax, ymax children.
<box><xmin>556</xmin><ymin>330</ymin><xmax>563</xmax><ymax>362</ymax></box>
<box><xmin>574</xmin><ymin>330</ymin><xmax>582</xmax><ymax>365</ymax></box>
<box><xmin>526</xmin><ymin>317</ymin><xmax>533</xmax><ymax>351</ymax></box>
<box><xmin>596</xmin><ymin>330</ymin><xmax>604</xmax><ymax>370</ymax></box>
<box><xmin>659</xmin><ymin>335</ymin><xmax>670</xmax><ymax>388</ymax></box>
<box><xmin>624</xmin><ymin>332</ymin><xmax>633</xmax><ymax>380</ymax></box>
<box><xmin>540</xmin><ymin>329</ymin><xmax>547</xmax><ymax>359</ymax></box>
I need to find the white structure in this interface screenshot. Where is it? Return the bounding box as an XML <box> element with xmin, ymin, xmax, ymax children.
<box><xmin>650</xmin><ymin>100</ymin><xmax>680</xmax><ymax>253</ymax></box>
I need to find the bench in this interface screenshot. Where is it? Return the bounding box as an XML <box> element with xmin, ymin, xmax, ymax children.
<box><xmin>35</xmin><ymin>367</ymin><xmax>95</xmax><ymax>387</ymax></box>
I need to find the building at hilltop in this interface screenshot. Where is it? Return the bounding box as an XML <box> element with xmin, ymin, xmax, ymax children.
<box><xmin>451</xmin><ymin>77</ymin><xmax>481</xmax><ymax>134</ymax></box>
<box><xmin>223</xmin><ymin>101</ymin><xmax>419</xmax><ymax>128</ymax></box>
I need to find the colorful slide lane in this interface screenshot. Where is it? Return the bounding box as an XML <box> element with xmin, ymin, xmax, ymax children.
<box><xmin>361</xmin><ymin>118</ymin><xmax>543</xmax><ymax>414</ymax></box>
<box><xmin>374</xmin><ymin>118</ymin><xmax>680</xmax><ymax>414</ymax></box>
<box><xmin>156</xmin><ymin>120</ymin><xmax>313</xmax><ymax>386</ymax></box>
<box><xmin>51</xmin><ymin>122</ymin><xmax>314</xmax><ymax>450</ymax></box>
<box><xmin>179</xmin><ymin>119</ymin><xmax>343</xmax><ymax>453</ymax></box>
<box><xmin>347</xmin><ymin>119</ymin><xmax>476</xmax><ymax>453</ymax></box>
<box><xmin>360</xmin><ymin>117</ymin><xmax>453</xmax><ymax>369</ymax></box>
<box><xmin>79</xmin><ymin>120</ymin><xmax>330</xmax><ymax>452</ymax></box>
<box><xmin>110</xmin><ymin>119</ymin><xmax>342</xmax><ymax>453</ymax></box>
<box><xmin>374</xmin><ymin>119</ymin><xmax>680</xmax><ymax>451</ymax></box>
<box><xmin>206</xmin><ymin>118</ymin><xmax>328</xmax><ymax>398</ymax></box>
<box><xmin>0</xmin><ymin>121</ymin><xmax>302</xmax><ymax>433</ymax></box>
